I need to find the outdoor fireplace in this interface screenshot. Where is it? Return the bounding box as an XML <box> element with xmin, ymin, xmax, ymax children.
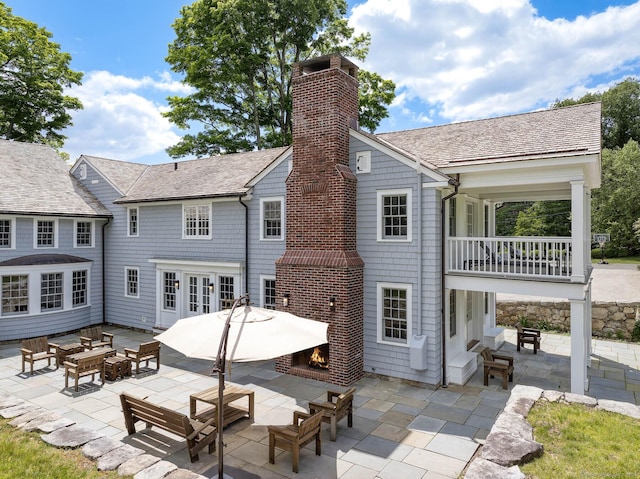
<box><xmin>290</xmin><ymin>343</ymin><xmax>330</xmax><ymax>379</ymax></box>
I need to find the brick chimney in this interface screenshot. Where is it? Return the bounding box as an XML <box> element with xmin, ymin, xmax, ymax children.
<box><xmin>275</xmin><ymin>54</ymin><xmax>364</xmax><ymax>386</ymax></box>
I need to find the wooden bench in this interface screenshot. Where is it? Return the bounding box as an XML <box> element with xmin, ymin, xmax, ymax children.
<box><xmin>64</xmin><ymin>354</ymin><xmax>105</xmax><ymax>391</ymax></box>
<box><xmin>80</xmin><ymin>326</ymin><xmax>114</xmax><ymax>349</ymax></box>
<box><xmin>308</xmin><ymin>387</ymin><xmax>355</xmax><ymax>441</ymax></box>
<box><xmin>120</xmin><ymin>393</ymin><xmax>216</xmax><ymax>463</ymax></box>
<box><xmin>124</xmin><ymin>340</ymin><xmax>160</xmax><ymax>374</ymax></box>
<box><xmin>21</xmin><ymin>336</ymin><xmax>59</xmax><ymax>375</ymax></box>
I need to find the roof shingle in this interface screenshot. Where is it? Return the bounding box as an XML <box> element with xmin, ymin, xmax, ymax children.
<box><xmin>377</xmin><ymin>102</ymin><xmax>602</xmax><ymax>168</ymax></box>
<box><xmin>114</xmin><ymin>147</ymin><xmax>290</xmax><ymax>203</ymax></box>
<box><xmin>0</xmin><ymin>140</ymin><xmax>111</xmax><ymax>217</ymax></box>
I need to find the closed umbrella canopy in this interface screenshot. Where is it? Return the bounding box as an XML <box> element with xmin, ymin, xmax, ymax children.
<box><xmin>155</xmin><ymin>304</ymin><xmax>328</xmax><ymax>363</ymax></box>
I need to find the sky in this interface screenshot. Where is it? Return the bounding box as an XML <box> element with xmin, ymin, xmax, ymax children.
<box><xmin>6</xmin><ymin>0</ymin><xmax>640</xmax><ymax>165</ymax></box>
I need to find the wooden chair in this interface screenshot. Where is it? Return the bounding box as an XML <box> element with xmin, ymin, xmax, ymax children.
<box><xmin>480</xmin><ymin>347</ymin><xmax>514</xmax><ymax>390</ymax></box>
<box><xmin>268</xmin><ymin>410</ymin><xmax>323</xmax><ymax>473</ymax></box>
<box><xmin>308</xmin><ymin>387</ymin><xmax>355</xmax><ymax>441</ymax></box>
<box><xmin>20</xmin><ymin>336</ymin><xmax>59</xmax><ymax>375</ymax></box>
<box><xmin>79</xmin><ymin>326</ymin><xmax>114</xmax><ymax>349</ymax></box>
<box><xmin>517</xmin><ymin>325</ymin><xmax>541</xmax><ymax>354</ymax></box>
<box><xmin>124</xmin><ymin>340</ymin><xmax>160</xmax><ymax>374</ymax></box>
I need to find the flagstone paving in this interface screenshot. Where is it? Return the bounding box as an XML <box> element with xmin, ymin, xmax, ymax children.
<box><xmin>1</xmin><ymin>326</ymin><xmax>639</xmax><ymax>478</ymax></box>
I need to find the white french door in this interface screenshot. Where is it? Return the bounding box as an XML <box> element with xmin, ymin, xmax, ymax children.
<box><xmin>185</xmin><ymin>274</ymin><xmax>211</xmax><ymax>317</ymax></box>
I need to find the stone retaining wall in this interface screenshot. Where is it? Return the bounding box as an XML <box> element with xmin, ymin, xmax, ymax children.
<box><xmin>497</xmin><ymin>301</ymin><xmax>640</xmax><ymax>340</ymax></box>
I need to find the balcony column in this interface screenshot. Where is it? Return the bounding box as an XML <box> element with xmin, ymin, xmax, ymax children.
<box><xmin>570</xmin><ymin>180</ymin><xmax>586</xmax><ymax>282</ymax></box>
<box><xmin>570</xmin><ymin>298</ymin><xmax>589</xmax><ymax>394</ymax></box>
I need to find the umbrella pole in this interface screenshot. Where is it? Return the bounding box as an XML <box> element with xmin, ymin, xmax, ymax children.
<box><xmin>212</xmin><ymin>295</ymin><xmax>249</xmax><ymax>479</ymax></box>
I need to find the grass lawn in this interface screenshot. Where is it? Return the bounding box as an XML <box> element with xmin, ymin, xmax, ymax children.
<box><xmin>0</xmin><ymin>418</ymin><xmax>131</xmax><ymax>479</ymax></box>
<box><xmin>593</xmin><ymin>255</ymin><xmax>640</xmax><ymax>265</ymax></box>
<box><xmin>521</xmin><ymin>401</ymin><xmax>640</xmax><ymax>478</ymax></box>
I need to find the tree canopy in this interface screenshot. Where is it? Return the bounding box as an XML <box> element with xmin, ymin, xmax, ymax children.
<box><xmin>0</xmin><ymin>2</ymin><xmax>82</xmax><ymax>150</ymax></box>
<box><xmin>164</xmin><ymin>0</ymin><xmax>395</xmax><ymax>158</ymax></box>
<box><xmin>591</xmin><ymin>141</ymin><xmax>640</xmax><ymax>255</ymax></box>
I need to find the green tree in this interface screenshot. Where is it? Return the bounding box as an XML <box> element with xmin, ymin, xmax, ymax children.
<box><xmin>0</xmin><ymin>3</ymin><xmax>82</xmax><ymax>150</ymax></box>
<box><xmin>514</xmin><ymin>201</ymin><xmax>571</xmax><ymax>237</ymax></box>
<box><xmin>592</xmin><ymin>141</ymin><xmax>640</xmax><ymax>255</ymax></box>
<box><xmin>164</xmin><ymin>0</ymin><xmax>395</xmax><ymax>158</ymax></box>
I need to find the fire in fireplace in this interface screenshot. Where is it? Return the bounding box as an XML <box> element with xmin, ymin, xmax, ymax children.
<box><xmin>309</xmin><ymin>345</ymin><xmax>329</xmax><ymax>369</ymax></box>
<box><xmin>292</xmin><ymin>343</ymin><xmax>329</xmax><ymax>371</ymax></box>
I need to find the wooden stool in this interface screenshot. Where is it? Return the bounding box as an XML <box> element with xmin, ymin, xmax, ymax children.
<box><xmin>104</xmin><ymin>355</ymin><xmax>132</xmax><ymax>381</ymax></box>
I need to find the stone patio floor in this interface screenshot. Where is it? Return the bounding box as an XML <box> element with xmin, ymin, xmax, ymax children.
<box><xmin>1</xmin><ymin>326</ymin><xmax>639</xmax><ymax>478</ymax></box>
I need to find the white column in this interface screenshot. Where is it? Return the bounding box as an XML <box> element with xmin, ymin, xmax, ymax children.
<box><xmin>571</xmin><ymin>181</ymin><xmax>585</xmax><ymax>282</ymax></box>
<box><xmin>570</xmin><ymin>299</ymin><xmax>588</xmax><ymax>394</ymax></box>
<box><xmin>586</xmin><ymin>283</ymin><xmax>593</xmax><ymax>369</ymax></box>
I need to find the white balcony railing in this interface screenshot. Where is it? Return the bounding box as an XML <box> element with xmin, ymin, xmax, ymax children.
<box><xmin>447</xmin><ymin>237</ymin><xmax>572</xmax><ymax>280</ymax></box>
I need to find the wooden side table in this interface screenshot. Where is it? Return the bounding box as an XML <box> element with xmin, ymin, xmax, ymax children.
<box><xmin>104</xmin><ymin>355</ymin><xmax>132</xmax><ymax>381</ymax></box>
<box><xmin>190</xmin><ymin>384</ymin><xmax>254</xmax><ymax>428</ymax></box>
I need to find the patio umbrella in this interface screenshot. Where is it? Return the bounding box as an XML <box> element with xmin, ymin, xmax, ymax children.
<box><xmin>155</xmin><ymin>295</ymin><xmax>328</xmax><ymax>479</ymax></box>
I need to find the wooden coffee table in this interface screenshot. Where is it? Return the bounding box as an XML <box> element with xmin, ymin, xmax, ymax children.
<box><xmin>190</xmin><ymin>384</ymin><xmax>254</xmax><ymax>428</ymax></box>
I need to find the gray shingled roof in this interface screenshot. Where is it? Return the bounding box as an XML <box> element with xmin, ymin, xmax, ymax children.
<box><xmin>0</xmin><ymin>140</ymin><xmax>111</xmax><ymax>217</ymax></box>
<box><xmin>115</xmin><ymin>147</ymin><xmax>290</xmax><ymax>203</ymax></box>
<box><xmin>80</xmin><ymin>155</ymin><xmax>149</xmax><ymax>195</ymax></box>
<box><xmin>377</xmin><ymin>102</ymin><xmax>602</xmax><ymax>168</ymax></box>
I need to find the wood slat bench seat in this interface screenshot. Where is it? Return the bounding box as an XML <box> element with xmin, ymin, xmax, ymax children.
<box><xmin>64</xmin><ymin>355</ymin><xmax>105</xmax><ymax>391</ymax></box>
<box><xmin>21</xmin><ymin>336</ymin><xmax>59</xmax><ymax>375</ymax></box>
<box><xmin>120</xmin><ymin>393</ymin><xmax>216</xmax><ymax>463</ymax></box>
<box><xmin>79</xmin><ymin>326</ymin><xmax>114</xmax><ymax>349</ymax></box>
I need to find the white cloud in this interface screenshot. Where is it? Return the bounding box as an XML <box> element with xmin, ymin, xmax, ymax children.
<box><xmin>62</xmin><ymin>71</ymin><xmax>192</xmax><ymax>163</ymax></box>
<box><xmin>350</xmin><ymin>0</ymin><xmax>640</xmax><ymax>127</ymax></box>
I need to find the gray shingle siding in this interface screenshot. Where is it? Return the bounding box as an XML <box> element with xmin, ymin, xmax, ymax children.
<box><xmin>246</xmin><ymin>156</ymin><xmax>289</xmax><ymax>307</ymax></box>
<box><xmin>350</xmin><ymin>138</ymin><xmax>442</xmax><ymax>385</ymax></box>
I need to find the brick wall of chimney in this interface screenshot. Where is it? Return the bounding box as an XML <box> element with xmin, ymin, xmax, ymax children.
<box><xmin>276</xmin><ymin>55</ymin><xmax>364</xmax><ymax>386</ymax></box>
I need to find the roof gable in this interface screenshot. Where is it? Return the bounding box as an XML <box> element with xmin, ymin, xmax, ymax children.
<box><xmin>73</xmin><ymin>155</ymin><xmax>149</xmax><ymax>195</ymax></box>
<box><xmin>0</xmin><ymin>140</ymin><xmax>111</xmax><ymax>217</ymax></box>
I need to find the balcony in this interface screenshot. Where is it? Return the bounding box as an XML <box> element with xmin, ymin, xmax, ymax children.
<box><xmin>447</xmin><ymin>237</ymin><xmax>573</xmax><ymax>281</ymax></box>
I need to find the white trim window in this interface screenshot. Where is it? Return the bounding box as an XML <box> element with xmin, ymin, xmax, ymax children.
<box><xmin>1</xmin><ymin>274</ymin><xmax>28</xmax><ymax>315</ymax></box>
<box><xmin>377</xmin><ymin>189</ymin><xmax>412</xmax><ymax>241</ymax></box>
<box><xmin>128</xmin><ymin>207</ymin><xmax>139</xmax><ymax>237</ymax></box>
<box><xmin>0</xmin><ymin>217</ymin><xmax>15</xmax><ymax>249</ymax></box>
<box><xmin>377</xmin><ymin>282</ymin><xmax>412</xmax><ymax>346</ymax></box>
<box><xmin>449</xmin><ymin>290</ymin><xmax>457</xmax><ymax>338</ymax></box>
<box><xmin>72</xmin><ymin>270</ymin><xmax>88</xmax><ymax>307</ymax></box>
<box><xmin>261</xmin><ymin>276</ymin><xmax>276</xmax><ymax>310</ymax></box>
<box><xmin>183</xmin><ymin>204</ymin><xmax>211</xmax><ymax>239</ymax></box>
<box><xmin>125</xmin><ymin>267</ymin><xmax>140</xmax><ymax>298</ymax></box>
<box><xmin>260</xmin><ymin>197</ymin><xmax>283</xmax><ymax>240</ymax></box>
<box><xmin>163</xmin><ymin>272</ymin><xmax>177</xmax><ymax>311</ymax></box>
<box><xmin>34</xmin><ymin>218</ymin><xmax>58</xmax><ymax>248</ymax></box>
<box><xmin>41</xmin><ymin>272</ymin><xmax>63</xmax><ymax>311</ymax></box>
<box><xmin>74</xmin><ymin>220</ymin><xmax>94</xmax><ymax>247</ymax></box>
